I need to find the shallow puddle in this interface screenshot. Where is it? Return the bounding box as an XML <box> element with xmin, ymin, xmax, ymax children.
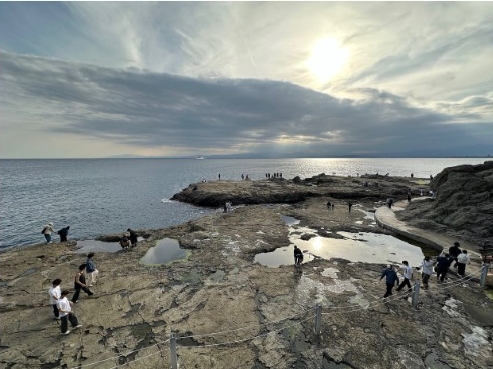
<box><xmin>75</xmin><ymin>236</ymin><xmax>145</xmax><ymax>253</ymax></box>
<box><xmin>255</xmin><ymin>231</ymin><xmax>435</xmax><ymax>267</ymax></box>
<box><xmin>281</xmin><ymin>215</ymin><xmax>300</xmax><ymax>226</ymax></box>
<box><xmin>140</xmin><ymin>238</ymin><xmax>189</xmax><ymax>265</ymax></box>
<box><xmin>75</xmin><ymin>240</ymin><xmax>122</xmax><ymax>253</ymax></box>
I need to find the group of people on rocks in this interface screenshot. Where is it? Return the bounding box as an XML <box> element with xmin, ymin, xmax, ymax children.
<box><xmin>379</xmin><ymin>241</ymin><xmax>471</xmax><ymax>298</ymax></box>
<box><xmin>266</xmin><ymin>172</ymin><xmax>282</xmax><ymax>179</ymax></box>
<box><xmin>41</xmin><ymin>222</ymin><xmax>70</xmax><ymax>244</ymax></box>
<box><xmin>48</xmin><ymin>253</ymin><xmax>99</xmax><ymax>335</ymax></box>
<box><xmin>120</xmin><ymin>228</ymin><xmax>138</xmax><ymax>249</ymax></box>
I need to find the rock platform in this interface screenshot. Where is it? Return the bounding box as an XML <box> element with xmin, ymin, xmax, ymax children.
<box><xmin>1</xmin><ymin>171</ymin><xmax>492</xmax><ymax>369</ymax></box>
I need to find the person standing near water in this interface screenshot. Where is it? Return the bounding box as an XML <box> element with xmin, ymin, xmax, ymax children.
<box><xmin>294</xmin><ymin>245</ymin><xmax>303</xmax><ymax>266</ymax></box>
<box><xmin>41</xmin><ymin>222</ymin><xmax>55</xmax><ymax>244</ymax></box>
<box><xmin>85</xmin><ymin>253</ymin><xmax>98</xmax><ymax>287</ymax></box>
<box><xmin>57</xmin><ymin>226</ymin><xmax>70</xmax><ymax>242</ymax></box>
<box><xmin>127</xmin><ymin>228</ymin><xmax>138</xmax><ymax>247</ymax></box>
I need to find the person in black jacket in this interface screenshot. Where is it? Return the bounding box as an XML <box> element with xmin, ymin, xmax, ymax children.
<box><xmin>436</xmin><ymin>253</ymin><xmax>453</xmax><ymax>282</ymax></box>
<box><xmin>127</xmin><ymin>228</ymin><xmax>138</xmax><ymax>247</ymax></box>
<box><xmin>380</xmin><ymin>265</ymin><xmax>399</xmax><ymax>298</ymax></box>
<box><xmin>448</xmin><ymin>242</ymin><xmax>461</xmax><ymax>267</ymax></box>
<box><xmin>294</xmin><ymin>245</ymin><xmax>304</xmax><ymax>266</ymax></box>
<box><xmin>57</xmin><ymin>226</ymin><xmax>70</xmax><ymax>242</ymax></box>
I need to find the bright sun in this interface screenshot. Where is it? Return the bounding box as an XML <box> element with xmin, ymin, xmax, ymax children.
<box><xmin>307</xmin><ymin>37</ymin><xmax>349</xmax><ymax>83</ymax></box>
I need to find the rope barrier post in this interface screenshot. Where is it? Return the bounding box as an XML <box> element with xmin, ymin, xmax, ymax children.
<box><xmin>170</xmin><ymin>332</ymin><xmax>178</xmax><ymax>369</ymax></box>
<box><xmin>412</xmin><ymin>281</ymin><xmax>420</xmax><ymax>308</ymax></box>
<box><xmin>314</xmin><ymin>305</ymin><xmax>322</xmax><ymax>335</ymax></box>
<box><xmin>480</xmin><ymin>263</ymin><xmax>489</xmax><ymax>288</ymax></box>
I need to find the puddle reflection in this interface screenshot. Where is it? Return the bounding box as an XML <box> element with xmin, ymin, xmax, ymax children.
<box><xmin>140</xmin><ymin>238</ymin><xmax>189</xmax><ymax>265</ymax></box>
<box><xmin>75</xmin><ymin>240</ymin><xmax>122</xmax><ymax>253</ymax></box>
<box><xmin>255</xmin><ymin>230</ymin><xmax>437</xmax><ymax>268</ymax></box>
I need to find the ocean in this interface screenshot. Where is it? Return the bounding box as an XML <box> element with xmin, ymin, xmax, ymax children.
<box><xmin>0</xmin><ymin>157</ymin><xmax>489</xmax><ymax>249</ymax></box>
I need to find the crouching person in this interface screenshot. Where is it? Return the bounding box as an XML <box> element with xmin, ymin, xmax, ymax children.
<box><xmin>57</xmin><ymin>290</ymin><xmax>82</xmax><ymax>335</ymax></box>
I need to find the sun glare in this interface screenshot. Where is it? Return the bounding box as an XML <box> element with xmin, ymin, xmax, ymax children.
<box><xmin>307</xmin><ymin>37</ymin><xmax>349</xmax><ymax>83</ymax></box>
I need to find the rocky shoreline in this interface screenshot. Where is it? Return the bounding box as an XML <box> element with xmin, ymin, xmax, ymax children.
<box><xmin>1</xmin><ymin>166</ymin><xmax>492</xmax><ymax>369</ymax></box>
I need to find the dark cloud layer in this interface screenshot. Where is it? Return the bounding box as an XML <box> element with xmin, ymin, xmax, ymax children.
<box><xmin>1</xmin><ymin>50</ymin><xmax>492</xmax><ymax>157</ymax></box>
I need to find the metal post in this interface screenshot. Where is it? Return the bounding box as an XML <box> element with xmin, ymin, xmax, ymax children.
<box><xmin>314</xmin><ymin>305</ymin><xmax>322</xmax><ymax>335</ymax></box>
<box><xmin>480</xmin><ymin>264</ymin><xmax>489</xmax><ymax>288</ymax></box>
<box><xmin>170</xmin><ymin>332</ymin><xmax>178</xmax><ymax>369</ymax></box>
<box><xmin>412</xmin><ymin>281</ymin><xmax>420</xmax><ymax>308</ymax></box>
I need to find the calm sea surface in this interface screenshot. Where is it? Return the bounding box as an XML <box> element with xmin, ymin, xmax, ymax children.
<box><xmin>0</xmin><ymin>158</ymin><xmax>488</xmax><ymax>249</ymax></box>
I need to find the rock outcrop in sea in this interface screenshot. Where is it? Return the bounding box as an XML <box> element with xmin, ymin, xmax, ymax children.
<box><xmin>397</xmin><ymin>161</ymin><xmax>493</xmax><ymax>246</ymax></box>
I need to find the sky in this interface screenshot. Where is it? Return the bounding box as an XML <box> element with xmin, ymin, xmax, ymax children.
<box><xmin>0</xmin><ymin>2</ymin><xmax>492</xmax><ymax>159</ymax></box>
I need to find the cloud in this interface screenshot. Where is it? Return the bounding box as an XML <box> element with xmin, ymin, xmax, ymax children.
<box><xmin>1</xmin><ymin>2</ymin><xmax>492</xmax><ymax>158</ymax></box>
<box><xmin>1</xmin><ymin>50</ymin><xmax>491</xmax><ymax>158</ymax></box>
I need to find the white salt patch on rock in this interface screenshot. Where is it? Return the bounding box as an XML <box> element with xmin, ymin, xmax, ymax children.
<box><xmin>443</xmin><ymin>297</ymin><xmax>462</xmax><ymax>317</ymax></box>
<box><xmin>462</xmin><ymin>326</ymin><xmax>490</xmax><ymax>358</ymax></box>
<box><xmin>321</xmin><ymin>267</ymin><xmax>340</xmax><ymax>278</ymax></box>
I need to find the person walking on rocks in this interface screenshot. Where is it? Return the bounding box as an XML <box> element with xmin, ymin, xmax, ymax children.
<box><xmin>380</xmin><ymin>265</ymin><xmax>399</xmax><ymax>298</ymax></box>
<box><xmin>449</xmin><ymin>242</ymin><xmax>461</xmax><ymax>268</ymax></box>
<box><xmin>348</xmin><ymin>202</ymin><xmax>353</xmax><ymax>213</ymax></box>
<box><xmin>57</xmin><ymin>290</ymin><xmax>82</xmax><ymax>335</ymax></box>
<box><xmin>396</xmin><ymin>261</ymin><xmax>413</xmax><ymax>293</ymax></box>
<box><xmin>85</xmin><ymin>253</ymin><xmax>98</xmax><ymax>287</ymax></box>
<box><xmin>41</xmin><ymin>222</ymin><xmax>56</xmax><ymax>244</ymax></box>
<box><xmin>457</xmin><ymin>250</ymin><xmax>470</xmax><ymax>277</ymax></box>
<box><xmin>436</xmin><ymin>253</ymin><xmax>453</xmax><ymax>282</ymax></box>
<box><xmin>57</xmin><ymin>226</ymin><xmax>70</xmax><ymax>242</ymax></box>
<box><xmin>294</xmin><ymin>245</ymin><xmax>303</xmax><ymax>266</ymax></box>
<box><xmin>48</xmin><ymin>278</ymin><xmax>62</xmax><ymax>319</ymax></box>
<box><xmin>71</xmin><ymin>264</ymin><xmax>94</xmax><ymax>303</ymax></box>
<box><xmin>419</xmin><ymin>256</ymin><xmax>434</xmax><ymax>289</ymax></box>
<box><xmin>127</xmin><ymin>228</ymin><xmax>138</xmax><ymax>247</ymax></box>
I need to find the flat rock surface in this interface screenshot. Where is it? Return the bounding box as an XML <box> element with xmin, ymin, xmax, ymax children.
<box><xmin>1</xmin><ymin>197</ymin><xmax>492</xmax><ymax>369</ymax></box>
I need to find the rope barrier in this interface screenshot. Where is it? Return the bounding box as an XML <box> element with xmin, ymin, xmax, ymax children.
<box><xmin>64</xmin><ymin>266</ymin><xmax>485</xmax><ymax>368</ymax></box>
<box><xmin>68</xmin><ymin>338</ymin><xmax>170</xmax><ymax>369</ymax></box>
<box><xmin>434</xmin><ymin>269</ymin><xmax>482</xmax><ymax>289</ymax></box>
<box><xmin>176</xmin><ymin>307</ymin><xmax>314</xmax><ymax>340</ymax></box>
<box><xmin>177</xmin><ymin>313</ymin><xmax>316</xmax><ymax>349</ymax></box>
<box><xmin>321</xmin><ymin>289</ymin><xmax>414</xmax><ymax>316</ymax></box>
<box><xmin>105</xmin><ymin>345</ymin><xmax>167</xmax><ymax>369</ymax></box>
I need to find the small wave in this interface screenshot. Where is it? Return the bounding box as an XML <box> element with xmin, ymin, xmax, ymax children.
<box><xmin>161</xmin><ymin>198</ymin><xmax>174</xmax><ymax>203</ymax></box>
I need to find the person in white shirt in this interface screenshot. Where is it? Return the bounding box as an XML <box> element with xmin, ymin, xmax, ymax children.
<box><xmin>419</xmin><ymin>256</ymin><xmax>434</xmax><ymax>289</ymax></box>
<box><xmin>57</xmin><ymin>290</ymin><xmax>82</xmax><ymax>335</ymax></box>
<box><xmin>41</xmin><ymin>222</ymin><xmax>55</xmax><ymax>244</ymax></box>
<box><xmin>48</xmin><ymin>279</ymin><xmax>62</xmax><ymax>319</ymax></box>
<box><xmin>457</xmin><ymin>250</ymin><xmax>471</xmax><ymax>277</ymax></box>
<box><xmin>396</xmin><ymin>261</ymin><xmax>413</xmax><ymax>293</ymax></box>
